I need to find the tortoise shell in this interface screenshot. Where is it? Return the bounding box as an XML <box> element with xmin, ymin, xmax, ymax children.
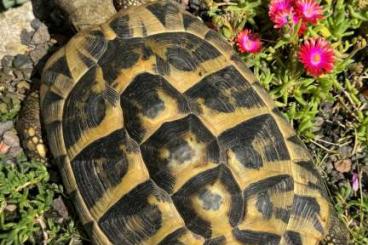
<box><xmin>40</xmin><ymin>1</ymin><xmax>334</xmax><ymax>244</ymax></box>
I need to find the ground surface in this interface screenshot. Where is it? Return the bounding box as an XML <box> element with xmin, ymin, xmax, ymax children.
<box><xmin>0</xmin><ymin>0</ymin><xmax>367</xmax><ymax>244</ymax></box>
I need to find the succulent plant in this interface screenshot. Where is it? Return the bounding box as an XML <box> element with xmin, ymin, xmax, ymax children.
<box><xmin>1</xmin><ymin>0</ymin><xmax>28</xmax><ymax>10</ymax></box>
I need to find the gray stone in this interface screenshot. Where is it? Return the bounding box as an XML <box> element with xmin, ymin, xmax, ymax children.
<box><xmin>0</xmin><ymin>121</ymin><xmax>13</xmax><ymax>136</ymax></box>
<box><xmin>29</xmin><ymin>44</ymin><xmax>49</xmax><ymax>63</ymax></box>
<box><xmin>31</xmin><ymin>23</ymin><xmax>50</xmax><ymax>45</ymax></box>
<box><xmin>0</xmin><ymin>2</ymin><xmax>35</xmax><ymax>60</ymax></box>
<box><xmin>3</xmin><ymin>130</ymin><xmax>20</xmax><ymax>147</ymax></box>
<box><xmin>13</xmin><ymin>54</ymin><xmax>33</xmax><ymax>69</ymax></box>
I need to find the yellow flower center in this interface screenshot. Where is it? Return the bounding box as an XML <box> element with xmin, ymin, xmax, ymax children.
<box><xmin>312</xmin><ymin>53</ymin><xmax>321</xmax><ymax>65</ymax></box>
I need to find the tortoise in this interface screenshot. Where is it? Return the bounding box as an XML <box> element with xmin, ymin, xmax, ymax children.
<box><xmin>17</xmin><ymin>0</ymin><xmax>348</xmax><ymax>244</ymax></box>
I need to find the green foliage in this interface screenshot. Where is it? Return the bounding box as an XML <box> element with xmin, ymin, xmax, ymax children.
<box><xmin>0</xmin><ymin>92</ymin><xmax>21</xmax><ymax>122</ymax></box>
<box><xmin>0</xmin><ymin>0</ymin><xmax>28</xmax><ymax>10</ymax></box>
<box><xmin>0</xmin><ymin>155</ymin><xmax>80</xmax><ymax>244</ymax></box>
<box><xmin>205</xmin><ymin>0</ymin><xmax>368</xmax><ymax>144</ymax></box>
<box><xmin>334</xmin><ymin>181</ymin><xmax>368</xmax><ymax>245</ymax></box>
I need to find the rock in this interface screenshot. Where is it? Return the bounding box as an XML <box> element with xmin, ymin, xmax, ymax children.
<box><xmin>0</xmin><ymin>2</ymin><xmax>35</xmax><ymax>60</ymax></box>
<box><xmin>29</xmin><ymin>44</ymin><xmax>49</xmax><ymax>63</ymax></box>
<box><xmin>3</xmin><ymin>130</ymin><xmax>20</xmax><ymax>147</ymax></box>
<box><xmin>30</xmin><ymin>19</ymin><xmax>43</xmax><ymax>30</ymax></box>
<box><xmin>0</xmin><ymin>121</ymin><xmax>13</xmax><ymax>136</ymax></box>
<box><xmin>1</xmin><ymin>55</ymin><xmax>14</xmax><ymax>68</ymax></box>
<box><xmin>0</xmin><ymin>141</ymin><xmax>10</xmax><ymax>154</ymax></box>
<box><xmin>4</xmin><ymin>204</ymin><xmax>17</xmax><ymax>213</ymax></box>
<box><xmin>30</xmin><ymin>23</ymin><xmax>50</xmax><ymax>45</ymax></box>
<box><xmin>12</xmin><ymin>54</ymin><xmax>33</xmax><ymax>69</ymax></box>
<box><xmin>334</xmin><ymin>159</ymin><xmax>352</xmax><ymax>173</ymax></box>
<box><xmin>52</xmin><ymin>196</ymin><xmax>69</xmax><ymax>220</ymax></box>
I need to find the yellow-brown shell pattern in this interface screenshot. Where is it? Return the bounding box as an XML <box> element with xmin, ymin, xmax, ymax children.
<box><xmin>40</xmin><ymin>1</ymin><xmax>337</xmax><ymax>244</ymax></box>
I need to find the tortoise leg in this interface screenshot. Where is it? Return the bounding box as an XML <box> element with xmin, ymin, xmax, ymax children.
<box><xmin>323</xmin><ymin>212</ymin><xmax>349</xmax><ymax>245</ymax></box>
<box><xmin>16</xmin><ymin>91</ymin><xmax>47</xmax><ymax>163</ymax></box>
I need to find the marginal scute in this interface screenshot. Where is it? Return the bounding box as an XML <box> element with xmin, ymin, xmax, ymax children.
<box><xmin>40</xmin><ymin>0</ymin><xmax>339</xmax><ymax>244</ymax></box>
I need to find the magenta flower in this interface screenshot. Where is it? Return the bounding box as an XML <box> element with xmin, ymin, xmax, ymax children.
<box><xmin>352</xmin><ymin>173</ymin><xmax>359</xmax><ymax>192</ymax></box>
<box><xmin>298</xmin><ymin>38</ymin><xmax>335</xmax><ymax>77</ymax></box>
<box><xmin>295</xmin><ymin>0</ymin><xmax>323</xmax><ymax>24</ymax></box>
<box><xmin>269</xmin><ymin>0</ymin><xmax>294</xmax><ymax>28</ymax></box>
<box><xmin>236</xmin><ymin>29</ymin><xmax>262</xmax><ymax>53</ymax></box>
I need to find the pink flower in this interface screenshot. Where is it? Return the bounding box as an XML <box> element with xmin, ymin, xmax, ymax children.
<box><xmin>295</xmin><ymin>0</ymin><xmax>323</xmax><ymax>24</ymax></box>
<box><xmin>236</xmin><ymin>29</ymin><xmax>262</xmax><ymax>53</ymax></box>
<box><xmin>269</xmin><ymin>0</ymin><xmax>292</xmax><ymax>16</ymax></box>
<box><xmin>298</xmin><ymin>38</ymin><xmax>335</xmax><ymax>77</ymax></box>
<box><xmin>269</xmin><ymin>0</ymin><xmax>294</xmax><ymax>28</ymax></box>
<box><xmin>352</xmin><ymin>173</ymin><xmax>359</xmax><ymax>192</ymax></box>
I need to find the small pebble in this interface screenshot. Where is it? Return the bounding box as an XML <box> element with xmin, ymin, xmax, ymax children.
<box><xmin>0</xmin><ymin>141</ymin><xmax>10</xmax><ymax>154</ymax></box>
<box><xmin>3</xmin><ymin>130</ymin><xmax>20</xmax><ymax>147</ymax></box>
<box><xmin>4</xmin><ymin>204</ymin><xmax>17</xmax><ymax>212</ymax></box>
<box><xmin>1</xmin><ymin>55</ymin><xmax>14</xmax><ymax>68</ymax></box>
<box><xmin>12</xmin><ymin>54</ymin><xmax>33</xmax><ymax>69</ymax></box>
<box><xmin>16</xmin><ymin>80</ymin><xmax>30</xmax><ymax>91</ymax></box>
<box><xmin>334</xmin><ymin>159</ymin><xmax>352</xmax><ymax>173</ymax></box>
<box><xmin>29</xmin><ymin>44</ymin><xmax>48</xmax><ymax>63</ymax></box>
<box><xmin>31</xmin><ymin>23</ymin><xmax>50</xmax><ymax>45</ymax></box>
<box><xmin>52</xmin><ymin>196</ymin><xmax>69</xmax><ymax>219</ymax></box>
<box><xmin>0</xmin><ymin>121</ymin><xmax>14</xmax><ymax>136</ymax></box>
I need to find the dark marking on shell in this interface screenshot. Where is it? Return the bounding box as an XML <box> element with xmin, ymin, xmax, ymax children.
<box><xmin>272</xmin><ymin>107</ymin><xmax>289</xmax><ymax>122</ymax></box>
<box><xmin>141</xmin><ymin>114</ymin><xmax>219</xmax><ymax>193</ymax></box>
<box><xmin>110</xmin><ymin>15</ymin><xmax>132</xmax><ymax>39</ymax></box>
<box><xmin>172</xmin><ymin>167</ymin><xmax>219</xmax><ymax>238</ymax></box>
<box><xmin>275</xmin><ymin>207</ymin><xmax>291</xmax><ymax>223</ymax></box>
<box><xmin>83</xmin><ymin>31</ymin><xmax>107</xmax><ymax>59</ymax></box>
<box><xmin>256</xmin><ymin>192</ymin><xmax>273</xmax><ymax>219</ymax></box>
<box><xmin>121</xmin><ymin>72</ymin><xmax>190</xmax><ymax>143</ymax></box>
<box><xmin>233</xmin><ymin>228</ymin><xmax>281</xmax><ymax>245</ymax></box>
<box><xmin>99</xmin><ymin>180</ymin><xmax>164</xmax><ymax>244</ymax></box>
<box><xmin>183</xmin><ymin>13</ymin><xmax>201</xmax><ymax>29</ymax></box>
<box><xmin>204</xmin><ymin>236</ymin><xmax>226</xmax><ymax>245</ymax></box>
<box><xmin>63</xmin><ymin>68</ymin><xmax>106</xmax><ymax>148</ymax></box>
<box><xmin>98</xmin><ymin>37</ymin><xmax>142</xmax><ymax>83</ymax></box>
<box><xmin>42</xmin><ymin>56</ymin><xmax>71</xmax><ymax>85</ymax></box>
<box><xmin>284</xmin><ymin>230</ymin><xmax>302</xmax><ymax>245</ymax></box>
<box><xmin>172</xmin><ymin>165</ymin><xmax>243</xmax><ymax>238</ymax></box>
<box><xmin>287</xmin><ymin>135</ymin><xmax>306</xmax><ymax>148</ymax></box>
<box><xmin>72</xmin><ymin>129</ymin><xmax>132</xmax><ymax>208</ymax></box>
<box><xmin>42</xmin><ymin>90</ymin><xmax>64</xmax><ymax>106</ymax></box>
<box><xmin>158</xmin><ymin>227</ymin><xmax>186</xmax><ymax>245</ymax></box>
<box><xmin>219</xmin><ymin>114</ymin><xmax>290</xmax><ymax>165</ymax></box>
<box><xmin>186</xmin><ymin>66</ymin><xmax>261</xmax><ymax>113</ymax></box>
<box><xmin>155</xmin><ymin>55</ymin><xmax>170</xmax><ymax>75</ymax></box>
<box><xmin>243</xmin><ymin>175</ymin><xmax>294</xmax><ymax>199</ymax></box>
<box><xmin>77</xmin><ymin>51</ymin><xmax>95</xmax><ymax>68</ymax></box>
<box><xmin>198</xmin><ymin>188</ymin><xmax>223</xmax><ymax>211</ymax></box>
<box><xmin>146</xmin><ymin>2</ymin><xmax>167</xmax><ymax>26</ymax></box>
<box><xmin>292</xmin><ymin>195</ymin><xmax>324</xmax><ymax>234</ymax></box>
<box><xmin>231</xmin><ymin>145</ymin><xmax>263</xmax><ymax>169</ymax></box>
<box><xmin>167</xmin><ymin>46</ymin><xmax>199</xmax><ymax>71</ymax></box>
<box><xmin>146</xmin><ymin>1</ymin><xmax>180</xmax><ymax>27</ymax></box>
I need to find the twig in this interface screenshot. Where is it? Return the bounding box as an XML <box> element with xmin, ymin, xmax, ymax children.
<box><xmin>310</xmin><ymin>139</ymin><xmax>337</xmax><ymax>153</ymax></box>
<box><xmin>36</xmin><ymin>216</ymin><xmax>48</xmax><ymax>245</ymax></box>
